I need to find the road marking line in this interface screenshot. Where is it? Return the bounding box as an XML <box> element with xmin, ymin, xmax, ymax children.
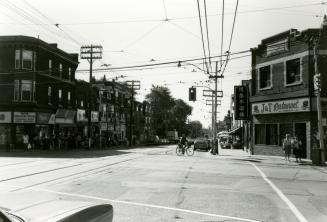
<box><xmin>0</xmin><ymin>184</ymin><xmax>260</xmax><ymax>222</ymax></box>
<box><xmin>250</xmin><ymin>162</ymin><xmax>308</xmax><ymax>222</ymax></box>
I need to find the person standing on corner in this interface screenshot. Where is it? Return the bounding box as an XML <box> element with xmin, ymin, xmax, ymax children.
<box><xmin>283</xmin><ymin>133</ymin><xmax>292</xmax><ymax>161</ymax></box>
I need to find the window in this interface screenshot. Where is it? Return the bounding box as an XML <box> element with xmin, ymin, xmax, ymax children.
<box><xmin>15</xmin><ymin>49</ymin><xmax>20</xmax><ymax>69</ymax></box>
<box><xmin>286</xmin><ymin>58</ymin><xmax>301</xmax><ymax>85</ymax></box>
<box><xmin>67</xmin><ymin>91</ymin><xmax>71</xmax><ymax>104</ymax></box>
<box><xmin>49</xmin><ymin>59</ymin><xmax>52</xmax><ymax>70</ymax></box>
<box><xmin>68</xmin><ymin>67</ymin><xmax>71</xmax><ymax>81</ymax></box>
<box><xmin>259</xmin><ymin>65</ymin><xmax>272</xmax><ymax>89</ymax></box>
<box><xmin>14</xmin><ymin>80</ymin><xmax>20</xmax><ymax>100</ymax></box>
<box><xmin>59</xmin><ymin>64</ymin><xmax>62</xmax><ymax>77</ymax></box>
<box><xmin>48</xmin><ymin>86</ymin><xmax>52</xmax><ymax>104</ymax></box>
<box><xmin>22</xmin><ymin>50</ymin><xmax>33</xmax><ymax>70</ymax></box>
<box><xmin>58</xmin><ymin>89</ymin><xmax>62</xmax><ymax>102</ymax></box>
<box><xmin>266</xmin><ymin>124</ymin><xmax>278</xmax><ymax>145</ymax></box>
<box><xmin>21</xmin><ymin>80</ymin><xmax>33</xmax><ymax>101</ymax></box>
<box><xmin>81</xmin><ymin>100</ymin><xmax>84</xmax><ymax>107</ymax></box>
<box><xmin>266</xmin><ymin>38</ymin><xmax>288</xmax><ymax>56</ymax></box>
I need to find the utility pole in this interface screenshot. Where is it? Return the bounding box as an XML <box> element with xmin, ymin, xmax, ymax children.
<box><xmin>126</xmin><ymin>80</ymin><xmax>140</xmax><ymax>147</ymax></box>
<box><xmin>313</xmin><ymin>40</ymin><xmax>325</xmax><ymax>164</ymax></box>
<box><xmin>80</xmin><ymin>45</ymin><xmax>103</xmax><ymax>149</ymax></box>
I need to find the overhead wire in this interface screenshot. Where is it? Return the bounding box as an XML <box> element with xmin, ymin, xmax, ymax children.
<box><xmin>196</xmin><ymin>0</ymin><xmax>210</xmax><ymax>74</ymax></box>
<box><xmin>203</xmin><ymin>0</ymin><xmax>213</xmax><ymax>73</ymax></box>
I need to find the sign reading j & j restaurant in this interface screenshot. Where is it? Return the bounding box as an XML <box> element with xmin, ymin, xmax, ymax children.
<box><xmin>252</xmin><ymin>97</ymin><xmax>310</xmax><ymax>115</ymax></box>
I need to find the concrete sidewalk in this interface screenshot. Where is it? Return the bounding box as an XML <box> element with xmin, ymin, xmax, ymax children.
<box><xmin>218</xmin><ymin>147</ymin><xmax>327</xmax><ymax>168</ymax></box>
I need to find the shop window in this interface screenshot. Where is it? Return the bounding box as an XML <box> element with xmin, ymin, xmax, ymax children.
<box><xmin>266</xmin><ymin>124</ymin><xmax>278</xmax><ymax>145</ymax></box>
<box><xmin>286</xmin><ymin>58</ymin><xmax>301</xmax><ymax>85</ymax></box>
<box><xmin>255</xmin><ymin>124</ymin><xmax>266</xmax><ymax>144</ymax></box>
<box><xmin>259</xmin><ymin>66</ymin><xmax>272</xmax><ymax>90</ymax></box>
<box><xmin>21</xmin><ymin>80</ymin><xmax>33</xmax><ymax>101</ymax></box>
<box><xmin>15</xmin><ymin>49</ymin><xmax>20</xmax><ymax>69</ymax></box>
<box><xmin>48</xmin><ymin>86</ymin><xmax>52</xmax><ymax>104</ymax></box>
<box><xmin>22</xmin><ymin>50</ymin><xmax>33</xmax><ymax>70</ymax></box>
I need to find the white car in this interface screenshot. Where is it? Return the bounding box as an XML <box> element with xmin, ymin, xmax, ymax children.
<box><xmin>0</xmin><ymin>200</ymin><xmax>113</xmax><ymax>222</ymax></box>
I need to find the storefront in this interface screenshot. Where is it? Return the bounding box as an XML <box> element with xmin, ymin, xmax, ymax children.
<box><xmin>13</xmin><ymin>112</ymin><xmax>36</xmax><ymax>149</ymax></box>
<box><xmin>55</xmin><ymin>109</ymin><xmax>76</xmax><ymax>137</ymax></box>
<box><xmin>252</xmin><ymin>97</ymin><xmax>311</xmax><ymax>158</ymax></box>
<box><xmin>0</xmin><ymin>112</ymin><xmax>12</xmax><ymax>150</ymax></box>
<box><xmin>76</xmin><ymin>109</ymin><xmax>88</xmax><ymax>137</ymax></box>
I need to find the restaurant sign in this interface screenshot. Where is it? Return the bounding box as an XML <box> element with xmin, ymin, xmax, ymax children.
<box><xmin>14</xmin><ymin>112</ymin><xmax>36</xmax><ymax>123</ymax></box>
<box><xmin>252</xmin><ymin>98</ymin><xmax>310</xmax><ymax>115</ymax></box>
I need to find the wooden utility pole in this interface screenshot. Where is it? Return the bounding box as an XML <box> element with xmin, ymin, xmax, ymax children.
<box><xmin>314</xmin><ymin>40</ymin><xmax>325</xmax><ymax>164</ymax></box>
<box><xmin>126</xmin><ymin>80</ymin><xmax>140</xmax><ymax>147</ymax></box>
<box><xmin>80</xmin><ymin>45</ymin><xmax>103</xmax><ymax>148</ymax></box>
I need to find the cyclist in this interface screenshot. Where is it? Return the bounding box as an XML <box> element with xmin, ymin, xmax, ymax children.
<box><xmin>180</xmin><ymin>134</ymin><xmax>188</xmax><ymax>154</ymax></box>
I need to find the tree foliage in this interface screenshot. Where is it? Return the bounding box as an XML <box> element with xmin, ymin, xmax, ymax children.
<box><xmin>146</xmin><ymin>85</ymin><xmax>193</xmax><ymax>137</ymax></box>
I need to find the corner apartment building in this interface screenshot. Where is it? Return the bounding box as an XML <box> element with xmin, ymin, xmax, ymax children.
<box><xmin>0</xmin><ymin>36</ymin><xmax>78</xmax><ymax>149</ymax></box>
<box><xmin>250</xmin><ymin>22</ymin><xmax>327</xmax><ymax>159</ymax></box>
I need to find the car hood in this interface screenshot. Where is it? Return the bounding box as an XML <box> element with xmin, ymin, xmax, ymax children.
<box><xmin>2</xmin><ymin>199</ymin><xmax>113</xmax><ymax>222</ymax></box>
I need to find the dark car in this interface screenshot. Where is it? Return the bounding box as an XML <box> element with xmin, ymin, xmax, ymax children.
<box><xmin>194</xmin><ymin>138</ymin><xmax>210</xmax><ymax>151</ymax></box>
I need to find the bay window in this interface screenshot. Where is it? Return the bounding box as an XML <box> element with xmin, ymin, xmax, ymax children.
<box><xmin>22</xmin><ymin>50</ymin><xmax>33</xmax><ymax>70</ymax></box>
<box><xmin>13</xmin><ymin>80</ymin><xmax>34</xmax><ymax>101</ymax></box>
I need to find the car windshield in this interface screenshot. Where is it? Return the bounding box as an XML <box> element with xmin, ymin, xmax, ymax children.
<box><xmin>1</xmin><ymin>1</ymin><xmax>327</xmax><ymax>222</ymax></box>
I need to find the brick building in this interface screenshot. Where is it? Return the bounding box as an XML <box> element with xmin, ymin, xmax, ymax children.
<box><xmin>250</xmin><ymin>21</ymin><xmax>327</xmax><ymax>159</ymax></box>
<box><xmin>0</xmin><ymin>36</ymin><xmax>78</xmax><ymax>150</ymax></box>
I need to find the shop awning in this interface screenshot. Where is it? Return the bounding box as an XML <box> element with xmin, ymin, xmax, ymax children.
<box><xmin>229</xmin><ymin>127</ymin><xmax>242</xmax><ymax>135</ymax></box>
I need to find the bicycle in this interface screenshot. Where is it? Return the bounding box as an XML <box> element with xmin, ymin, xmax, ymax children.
<box><xmin>176</xmin><ymin>143</ymin><xmax>194</xmax><ymax>156</ymax></box>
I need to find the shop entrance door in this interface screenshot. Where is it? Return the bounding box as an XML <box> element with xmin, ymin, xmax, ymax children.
<box><xmin>295</xmin><ymin>123</ymin><xmax>307</xmax><ymax>158</ymax></box>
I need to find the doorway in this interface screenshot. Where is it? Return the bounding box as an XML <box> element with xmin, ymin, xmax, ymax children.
<box><xmin>295</xmin><ymin>123</ymin><xmax>307</xmax><ymax>158</ymax></box>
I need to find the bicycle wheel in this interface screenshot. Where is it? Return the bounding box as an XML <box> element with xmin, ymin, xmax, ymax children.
<box><xmin>176</xmin><ymin>146</ymin><xmax>183</xmax><ymax>156</ymax></box>
<box><xmin>186</xmin><ymin>147</ymin><xmax>194</xmax><ymax>156</ymax></box>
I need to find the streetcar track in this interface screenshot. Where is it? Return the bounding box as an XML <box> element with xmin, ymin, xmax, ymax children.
<box><xmin>4</xmin><ymin>148</ymin><xmax>172</xmax><ymax>191</ymax></box>
<box><xmin>10</xmin><ymin>156</ymin><xmax>142</xmax><ymax>192</ymax></box>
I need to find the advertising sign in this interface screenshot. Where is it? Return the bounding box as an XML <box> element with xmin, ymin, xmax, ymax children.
<box><xmin>14</xmin><ymin>112</ymin><xmax>36</xmax><ymax>123</ymax></box>
<box><xmin>0</xmin><ymin>112</ymin><xmax>12</xmax><ymax>123</ymax></box>
<box><xmin>91</xmin><ymin>111</ymin><xmax>99</xmax><ymax>123</ymax></box>
<box><xmin>37</xmin><ymin>113</ymin><xmax>55</xmax><ymax>124</ymax></box>
<box><xmin>77</xmin><ymin>109</ymin><xmax>87</xmax><ymax>122</ymax></box>
<box><xmin>234</xmin><ymin>85</ymin><xmax>249</xmax><ymax>120</ymax></box>
<box><xmin>252</xmin><ymin>98</ymin><xmax>310</xmax><ymax>115</ymax></box>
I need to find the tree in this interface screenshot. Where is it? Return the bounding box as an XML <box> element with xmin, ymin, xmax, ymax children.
<box><xmin>171</xmin><ymin>99</ymin><xmax>193</xmax><ymax>135</ymax></box>
<box><xmin>187</xmin><ymin>121</ymin><xmax>203</xmax><ymax>138</ymax></box>
<box><xmin>146</xmin><ymin>86</ymin><xmax>175</xmax><ymax>137</ymax></box>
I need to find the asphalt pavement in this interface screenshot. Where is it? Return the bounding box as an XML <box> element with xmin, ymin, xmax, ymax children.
<box><xmin>0</xmin><ymin>145</ymin><xmax>326</xmax><ymax>222</ymax></box>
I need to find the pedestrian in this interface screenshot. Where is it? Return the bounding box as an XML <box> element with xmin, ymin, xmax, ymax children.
<box><xmin>283</xmin><ymin>133</ymin><xmax>292</xmax><ymax>161</ymax></box>
<box><xmin>22</xmin><ymin>133</ymin><xmax>29</xmax><ymax>151</ymax></box>
<box><xmin>292</xmin><ymin>136</ymin><xmax>300</xmax><ymax>162</ymax></box>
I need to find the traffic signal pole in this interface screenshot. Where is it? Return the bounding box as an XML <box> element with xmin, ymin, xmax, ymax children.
<box><xmin>314</xmin><ymin>40</ymin><xmax>325</xmax><ymax>164</ymax></box>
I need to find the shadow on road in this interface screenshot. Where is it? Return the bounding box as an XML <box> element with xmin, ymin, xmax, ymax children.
<box><xmin>0</xmin><ymin>148</ymin><xmax>131</xmax><ymax>159</ymax></box>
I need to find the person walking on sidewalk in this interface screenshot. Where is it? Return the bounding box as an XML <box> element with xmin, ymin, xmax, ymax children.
<box><xmin>292</xmin><ymin>136</ymin><xmax>302</xmax><ymax>162</ymax></box>
<box><xmin>283</xmin><ymin>134</ymin><xmax>292</xmax><ymax>161</ymax></box>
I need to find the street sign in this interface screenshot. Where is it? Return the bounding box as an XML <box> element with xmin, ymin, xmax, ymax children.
<box><xmin>234</xmin><ymin>85</ymin><xmax>249</xmax><ymax>120</ymax></box>
<box><xmin>203</xmin><ymin>90</ymin><xmax>223</xmax><ymax>97</ymax></box>
<box><xmin>314</xmin><ymin>73</ymin><xmax>321</xmax><ymax>92</ymax></box>
<box><xmin>205</xmin><ymin>100</ymin><xmax>221</xmax><ymax>106</ymax></box>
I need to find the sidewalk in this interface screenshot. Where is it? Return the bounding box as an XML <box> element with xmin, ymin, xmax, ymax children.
<box><xmin>217</xmin><ymin>147</ymin><xmax>327</xmax><ymax>168</ymax></box>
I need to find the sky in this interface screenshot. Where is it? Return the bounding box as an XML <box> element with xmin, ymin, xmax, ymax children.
<box><xmin>0</xmin><ymin>0</ymin><xmax>326</xmax><ymax>127</ymax></box>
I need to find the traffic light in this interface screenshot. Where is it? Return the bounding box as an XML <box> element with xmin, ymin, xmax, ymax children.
<box><xmin>189</xmin><ymin>87</ymin><xmax>196</xmax><ymax>101</ymax></box>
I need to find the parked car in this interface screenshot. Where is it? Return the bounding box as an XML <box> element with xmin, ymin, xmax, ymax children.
<box><xmin>0</xmin><ymin>200</ymin><xmax>113</xmax><ymax>222</ymax></box>
<box><xmin>194</xmin><ymin>138</ymin><xmax>210</xmax><ymax>151</ymax></box>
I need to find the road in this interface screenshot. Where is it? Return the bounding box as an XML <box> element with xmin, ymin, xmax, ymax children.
<box><xmin>0</xmin><ymin>145</ymin><xmax>326</xmax><ymax>222</ymax></box>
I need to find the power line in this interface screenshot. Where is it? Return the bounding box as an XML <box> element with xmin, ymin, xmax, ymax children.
<box><xmin>220</xmin><ymin>0</ymin><xmax>225</xmax><ymax>67</ymax></box>
<box><xmin>2</xmin><ymin>1</ymin><xmax>325</xmax><ymax>26</ymax></box>
<box><xmin>196</xmin><ymin>0</ymin><xmax>210</xmax><ymax>74</ymax></box>
<box><xmin>203</xmin><ymin>0</ymin><xmax>212</xmax><ymax>73</ymax></box>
